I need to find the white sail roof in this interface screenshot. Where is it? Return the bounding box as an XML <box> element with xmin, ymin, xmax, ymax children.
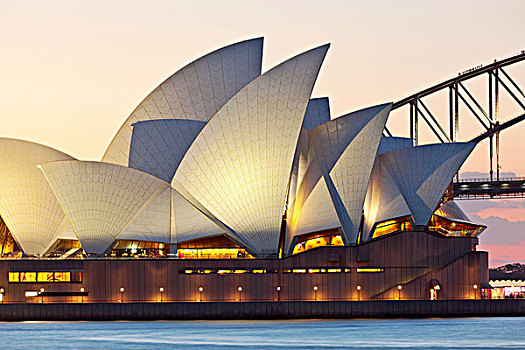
<box><xmin>173</xmin><ymin>44</ymin><xmax>330</xmax><ymax>256</ymax></box>
<box><xmin>128</xmin><ymin>119</ymin><xmax>206</xmax><ymax>182</ymax></box>
<box><xmin>0</xmin><ymin>139</ymin><xmax>75</xmax><ymax>255</ymax></box>
<box><xmin>362</xmin><ymin>137</ymin><xmax>412</xmax><ymax>241</ymax></box>
<box><xmin>286</xmin><ymin>98</ymin><xmax>332</xmax><ymax>252</ymax></box>
<box><xmin>308</xmin><ymin>104</ymin><xmax>391</xmax><ymax>243</ymax></box>
<box><xmin>40</xmin><ymin>161</ymin><xmax>170</xmax><ymax>254</ymax></box>
<box><xmin>118</xmin><ymin>186</ymin><xmax>172</xmax><ymax>243</ymax></box>
<box><xmin>379</xmin><ymin>142</ymin><xmax>477</xmax><ymax>227</ymax></box>
<box><xmin>118</xmin><ymin>186</ymin><xmax>224</xmax><ymax>244</ymax></box>
<box><xmin>290</xmin><ymin>176</ymin><xmax>340</xmax><ymax>238</ymax></box>
<box><xmin>102</xmin><ymin>38</ymin><xmax>264</xmax><ymax>166</ymax></box>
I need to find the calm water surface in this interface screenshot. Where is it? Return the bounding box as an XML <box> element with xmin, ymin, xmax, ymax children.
<box><xmin>1</xmin><ymin>317</ymin><xmax>523</xmax><ymax>349</ymax></box>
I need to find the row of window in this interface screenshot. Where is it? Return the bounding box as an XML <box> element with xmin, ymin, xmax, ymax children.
<box><xmin>181</xmin><ymin>269</ymin><xmax>279</xmax><ymax>275</ymax></box>
<box><xmin>7</xmin><ymin>268</ymin><xmax>384</xmax><ymax>282</ymax></box>
<box><xmin>8</xmin><ymin>271</ymin><xmax>83</xmax><ymax>283</ymax></box>
<box><xmin>180</xmin><ymin>267</ymin><xmax>384</xmax><ymax>275</ymax></box>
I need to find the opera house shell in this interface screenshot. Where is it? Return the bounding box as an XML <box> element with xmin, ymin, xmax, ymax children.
<box><xmin>0</xmin><ymin>37</ymin><xmax>486</xmax><ymax>258</ymax></box>
<box><xmin>0</xmin><ymin>38</ymin><xmax>490</xmax><ymax>303</ymax></box>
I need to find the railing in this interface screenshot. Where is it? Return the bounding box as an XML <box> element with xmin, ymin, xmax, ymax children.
<box><xmin>455</xmin><ymin>177</ymin><xmax>525</xmax><ymax>183</ymax></box>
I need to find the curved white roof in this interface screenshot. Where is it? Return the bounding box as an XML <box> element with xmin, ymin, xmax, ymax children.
<box><xmin>290</xmin><ymin>176</ymin><xmax>340</xmax><ymax>238</ymax></box>
<box><xmin>174</xmin><ymin>44</ymin><xmax>330</xmax><ymax>256</ymax></box>
<box><xmin>379</xmin><ymin>142</ymin><xmax>477</xmax><ymax>227</ymax></box>
<box><xmin>40</xmin><ymin>161</ymin><xmax>170</xmax><ymax>254</ymax></box>
<box><xmin>362</xmin><ymin>137</ymin><xmax>412</xmax><ymax>241</ymax></box>
<box><xmin>435</xmin><ymin>200</ymin><xmax>470</xmax><ymax>221</ymax></box>
<box><xmin>102</xmin><ymin>38</ymin><xmax>264</xmax><ymax>166</ymax></box>
<box><xmin>129</xmin><ymin>119</ymin><xmax>206</xmax><ymax>182</ymax></box>
<box><xmin>302</xmin><ymin>97</ymin><xmax>331</xmax><ymax>131</ymax></box>
<box><xmin>0</xmin><ymin>139</ymin><xmax>75</xmax><ymax>255</ymax></box>
<box><xmin>118</xmin><ymin>186</ymin><xmax>172</xmax><ymax>243</ymax></box>
<box><xmin>286</xmin><ymin>98</ymin><xmax>332</xmax><ymax>251</ymax></box>
<box><xmin>171</xmin><ymin>190</ymin><xmax>224</xmax><ymax>243</ymax></box>
<box><xmin>308</xmin><ymin>104</ymin><xmax>391</xmax><ymax>243</ymax></box>
<box><xmin>118</xmin><ymin>186</ymin><xmax>224</xmax><ymax>244</ymax></box>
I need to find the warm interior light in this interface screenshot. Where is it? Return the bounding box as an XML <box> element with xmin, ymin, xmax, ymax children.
<box><xmin>372</xmin><ymin>216</ymin><xmax>413</xmax><ymax>238</ymax></box>
<box><xmin>357</xmin><ymin>268</ymin><xmax>384</xmax><ymax>273</ymax></box>
<box><xmin>292</xmin><ymin>231</ymin><xmax>344</xmax><ymax>255</ymax></box>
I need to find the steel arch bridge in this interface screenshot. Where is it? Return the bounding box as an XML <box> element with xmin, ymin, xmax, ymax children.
<box><xmin>385</xmin><ymin>50</ymin><xmax>525</xmax><ymax>200</ymax></box>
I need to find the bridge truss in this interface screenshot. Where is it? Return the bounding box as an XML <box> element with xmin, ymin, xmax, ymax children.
<box><xmin>385</xmin><ymin>51</ymin><xmax>525</xmax><ymax>199</ymax></box>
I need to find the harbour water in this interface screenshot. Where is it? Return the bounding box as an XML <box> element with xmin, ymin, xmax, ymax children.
<box><xmin>1</xmin><ymin>317</ymin><xmax>524</xmax><ymax>349</ymax></box>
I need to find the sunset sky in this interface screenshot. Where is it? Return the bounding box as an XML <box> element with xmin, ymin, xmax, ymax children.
<box><xmin>1</xmin><ymin>0</ymin><xmax>524</xmax><ymax>266</ymax></box>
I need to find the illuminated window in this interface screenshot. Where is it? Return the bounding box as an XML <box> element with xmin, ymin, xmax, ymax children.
<box><xmin>37</xmin><ymin>272</ymin><xmax>54</xmax><ymax>282</ymax></box>
<box><xmin>20</xmin><ymin>272</ymin><xmax>36</xmax><ymax>282</ymax></box>
<box><xmin>292</xmin><ymin>229</ymin><xmax>344</xmax><ymax>255</ymax></box>
<box><xmin>356</xmin><ymin>268</ymin><xmax>384</xmax><ymax>273</ymax></box>
<box><xmin>327</xmin><ymin>268</ymin><xmax>341</xmax><ymax>273</ymax></box>
<box><xmin>176</xmin><ymin>235</ymin><xmax>254</xmax><ymax>259</ymax></box>
<box><xmin>54</xmin><ymin>272</ymin><xmax>71</xmax><ymax>282</ymax></box>
<box><xmin>180</xmin><ymin>268</ymin><xmax>277</xmax><ymax>275</ymax></box>
<box><xmin>284</xmin><ymin>268</ymin><xmax>351</xmax><ymax>274</ymax></box>
<box><xmin>8</xmin><ymin>272</ymin><xmax>19</xmax><ymax>282</ymax></box>
<box><xmin>428</xmin><ymin>214</ymin><xmax>485</xmax><ymax>237</ymax></box>
<box><xmin>110</xmin><ymin>240</ymin><xmax>167</xmax><ymax>258</ymax></box>
<box><xmin>372</xmin><ymin>216</ymin><xmax>412</xmax><ymax>239</ymax></box>
<box><xmin>8</xmin><ymin>271</ymin><xmax>81</xmax><ymax>283</ymax></box>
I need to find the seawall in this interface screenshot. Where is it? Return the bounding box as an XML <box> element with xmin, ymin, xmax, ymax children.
<box><xmin>0</xmin><ymin>300</ymin><xmax>523</xmax><ymax>321</ymax></box>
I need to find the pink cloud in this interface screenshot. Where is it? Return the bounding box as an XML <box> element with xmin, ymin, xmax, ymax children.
<box><xmin>475</xmin><ymin>207</ymin><xmax>525</xmax><ymax>222</ymax></box>
<box><xmin>478</xmin><ymin>243</ymin><xmax>525</xmax><ymax>268</ymax></box>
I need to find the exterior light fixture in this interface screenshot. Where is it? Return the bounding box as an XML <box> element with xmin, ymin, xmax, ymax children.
<box><xmin>80</xmin><ymin>287</ymin><xmax>85</xmax><ymax>303</ymax></box>
<box><xmin>120</xmin><ymin>287</ymin><xmax>124</xmax><ymax>302</ymax></box>
<box><xmin>40</xmin><ymin>288</ymin><xmax>45</xmax><ymax>303</ymax></box>
<box><xmin>473</xmin><ymin>284</ymin><xmax>478</xmax><ymax>300</ymax></box>
<box><xmin>313</xmin><ymin>285</ymin><xmax>319</xmax><ymax>301</ymax></box>
<box><xmin>198</xmin><ymin>286</ymin><xmax>204</xmax><ymax>302</ymax></box>
<box><xmin>237</xmin><ymin>286</ymin><xmax>243</xmax><ymax>302</ymax></box>
<box><xmin>160</xmin><ymin>287</ymin><xmax>165</xmax><ymax>302</ymax></box>
<box><xmin>276</xmin><ymin>286</ymin><xmax>281</xmax><ymax>301</ymax></box>
<box><xmin>356</xmin><ymin>285</ymin><xmax>362</xmax><ymax>301</ymax></box>
<box><xmin>397</xmin><ymin>285</ymin><xmax>403</xmax><ymax>300</ymax></box>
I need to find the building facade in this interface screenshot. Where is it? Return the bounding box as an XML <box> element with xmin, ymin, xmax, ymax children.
<box><xmin>0</xmin><ymin>38</ymin><xmax>489</xmax><ymax>303</ymax></box>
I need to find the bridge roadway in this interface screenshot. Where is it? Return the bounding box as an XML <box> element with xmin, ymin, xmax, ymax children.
<box><xmin>453</xmin><ymin>177</ymin><xmax>525</xmax><ymax>199</ymax></box>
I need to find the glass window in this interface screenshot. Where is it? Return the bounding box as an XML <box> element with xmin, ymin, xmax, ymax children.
<box><xmin>54</xmin><ymin>272</ymin><xmax>71</xmax><ymax>282</ymax></box>
<box><xmin>8</xmin><ymin>272</ymin><xmax>19</xmax><ymax>282</ymax></box>
<box><xmin>37</xmin><ymin>272</ymin><xmax>54</xmax><ymax>282</ymax></box>
<box><xmin>9</xmin><ymin>271</ymin><xmax>81</xmax><ymax>283</ymax></box>
<box><xmin>20</xmin><ymin>272</ymin><xmax>37</xmax><ymax>282</ymax></box>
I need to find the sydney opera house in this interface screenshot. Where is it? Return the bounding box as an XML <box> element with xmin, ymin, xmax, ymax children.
<box><xmin>0</xmin><ymin>38</ymin><xmax>490</xmax><ymax>303</ymax></box>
